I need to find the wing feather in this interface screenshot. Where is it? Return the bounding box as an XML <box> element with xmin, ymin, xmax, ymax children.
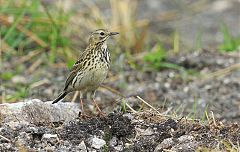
<box><xmin>63</xmin><ymin>50</ymin><xmax>88</xmax><ymax>91</ymax></box>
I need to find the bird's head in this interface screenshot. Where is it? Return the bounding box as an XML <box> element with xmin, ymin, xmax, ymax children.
<box><xmin>89</xmin><ymin>29</ymin><xmax>119</xmax><ymax>45</ymax></box>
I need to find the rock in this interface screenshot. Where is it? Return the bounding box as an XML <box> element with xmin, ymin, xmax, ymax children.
<box><xmin>171</xmin><ymin>141</ymin><xmax>198</xmax><ymax>151</ymax></box>
<box><xmin>78</xmin><ymin>141</ymin><xmax>87</xmax><ymax>152</ymax></box>
<box><xmin>0</xmin><ymin>143</ymin><xmax>17</xmax><ymax>151</ymax></box>
<box><xmin>109</xmin><ymin>136</ymin><xmax>117</xmax><ymax>147</ymax></box>
<box><xmin>154</xmin><ymin>135</ymin><xmax>197</xmax><ymax>151</ymax></box>
<box><xmin>178</xmin><ymin>135</ymin><xmax>194</xmax><ymax>143</ymax></box>
<box><xmin>135</xmin><ymin>127</ymin><xmax>154</xmax><ymax>136</ymax></box>
<box><xmin>91</xmin><ymin>136</ymin><xmax>106</xmax><ymax>149</ymax></box>
<box><xmin>109</xmin><ymin>136</ymin><xmax>124</xmax><ymax>151</ymax></box>
<box><xmin>16</xmin><ymin>132</ymin><xmax>32</xmax><ymax>148</ymax></box>
<box><xmin>154</xmin><ymin>138</ymin><xmax>174</xmax><ymax>152</ymax></box>
<box><xmin>114</xmin><ymin>145</ymin><xmax>124</xmax><ymax>151</ymax></box>
<box><xmin>11</xmin><ymin>75</ymin><xmax>27</xmax><ymax>84</ymax></box>
<box><xmin>42</xmin><ymin>134</ymin><xmax>59</xmax><ymax>145</ymax></box>
<box><xmin>45</xmin><ymin>146</ymin><xmax>56</xmax><ymax>151</ymax></box>
<box><xmin>123</xmin><ymin>113</ymin><xmax>134</xmax><ymax>120</ymax></box>
<box><xmin>42</xmin><ymin>133</ymin><xmax>58</xmax><ymax>139</ymax></box>
<box><xmin>0</xmin><ymin>99</ymin><xmax>80</xmax><ymax>125</ymax></box>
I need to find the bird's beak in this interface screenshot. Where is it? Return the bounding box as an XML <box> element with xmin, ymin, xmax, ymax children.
<box><xmin>109</xmin><ymin>32</ymin><xmax>119</xmax><ymax>36</ymax></box>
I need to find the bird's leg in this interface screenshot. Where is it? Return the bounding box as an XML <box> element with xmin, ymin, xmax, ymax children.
<box><xmin>80</xmin><ymin>98</ymin><xmax>84</xmax><ymax>113</ymax></box>
<box><xmin>92</xmin><ymin>99</ymin><xmax>105</xmax><ymax>117</ymax></box>
<box><xmin>89</xmin><ymin>91</ymin><xmax>105</xmax><ymax>116</ymax></box>
<box><xmin>78</xmin><ymin>93</ymin><xmax>90</xmax><ymax>118</ymax></box>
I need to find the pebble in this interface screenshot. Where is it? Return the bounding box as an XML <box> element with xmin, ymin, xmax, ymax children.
<box><xmin>11</xmin><ymin>75</ymin><xmax>27</xmax><ymax>84</ymax></box>
<box><xmin>78</xmin><ymin>141</ymin><xmax>87</xmax><ymax>152</ymax></box>
<box><xmin>91</xmin><ymin>136</ymin><xmax>106</xmax><ymax>149</ymax></box>
<box><xmin>42</xmin><ymin>134</ymin><xmax>59</xmax><ymax>145</ymax></box>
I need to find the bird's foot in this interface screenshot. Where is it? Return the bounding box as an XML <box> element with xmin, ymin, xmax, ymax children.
<box><xmin>92</xmin><ymin>99</ymin><xmax>106</xmax><ymax>117</ymax></box>
<box><xmin>78</xmin><ymin>111</ymin><xmax>91</xmax><ymax>119</ymax></box>
<box><xmin>97</xmin><ymin>111</ymin><xmax>106</xmax><ymax>117</ymax></box>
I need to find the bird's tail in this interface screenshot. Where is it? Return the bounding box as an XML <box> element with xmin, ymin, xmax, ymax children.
<box><xmin>52</xmin><ymin>92</ymin><xmax>67</xmax><ymax>104</ymax></box>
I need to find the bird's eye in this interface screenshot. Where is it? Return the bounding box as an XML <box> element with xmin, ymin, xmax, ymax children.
<box><xmin>100</xmin><ymin>32</ymin><xmax>105</xmax><ymax>36</ymax></box>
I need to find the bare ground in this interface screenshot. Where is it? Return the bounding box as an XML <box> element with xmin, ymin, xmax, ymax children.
<box><xmin>0</xmin><ymin>109</ymin><xmax>239</xmax><ymax>151</ymax></box>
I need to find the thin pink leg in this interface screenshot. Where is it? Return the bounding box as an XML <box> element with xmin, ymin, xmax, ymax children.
<box><xmin>79</xmin><ymin>98</ymin><xmax>90</xmax><ymax>118</ymax></box>
<box><xmin>92</xmin><ymin>99</ymin><xmax>105</xmax><ymax>116</ymax></box>
<box><xmin>80</xmin><ymin>98</ymin><xmax>84</xmax><ymax>113</ymax></box>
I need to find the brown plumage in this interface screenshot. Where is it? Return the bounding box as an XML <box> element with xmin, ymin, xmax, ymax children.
<box><xmin>52</xmin><ymin>29</ymin><xmax>119</xmax><ymax>109</ymax></box>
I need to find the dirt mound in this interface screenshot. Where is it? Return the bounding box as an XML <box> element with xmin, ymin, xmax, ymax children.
<box><xmin>0</xmin><ymin>111</ymin><xmax>239</xmax><ymax>151</ymax></box>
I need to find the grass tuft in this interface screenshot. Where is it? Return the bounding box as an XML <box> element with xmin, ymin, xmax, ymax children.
<box><xmin>219</xmin><ymin>24</ymin><xmax>240</xmax><ymax>52</ymax></box>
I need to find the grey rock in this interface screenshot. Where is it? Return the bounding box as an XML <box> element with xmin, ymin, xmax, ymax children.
<box><xmin>109</xmin><ymin>136</ymin><xmax>118</xmax><ymax>147</ymax></box>
<box><xmin>178</xmin><ymin>135</ymin><xmax>194</xmax><ymax>143</ymax></box>
<box><xmin>11</xmin><ymin>75</ymin><xmax>27</xmax><ymax>84</ymax></box>
<box><xmin>42</xmin><ymin>134</ymin><xmax>59</xmax><ymax>145</ymax></box>
<box><xmin>135</xmin><ymin>127</ymin><xmax>154</xmax><ymax>136</ymax></box>
<box><xmin>91</xmin><ymin>136</ymin><xmax>106</xmax><ymax>149</ymax></box>
<box><xmin>42</xmin><ymin>133</ymin><xmax>58</xmax><ymax>139</ymax></box>
<box><xmin>0</xmin><ymin>99</ymin><xmax>80</xmax><ymax>125</ymax></box>
<box><xmin>154</xmin><ymin>138</ymin><xmax>174</xmax><ymax>152</ymax></box>
<box><xmin>123</xmin><ymin>113</ymin><xmax>134</xmax><ymax>120</ymax></box>
<box><xmin>114</xmin><ymin>145</ymin><xmax>124</xmax><ymax>151</ymax></box>
<box><xmin>15</xmin><ymin>131</ymin><xmax>33</xmax><ymax>150</ymax></box>
<box><xmin>0</xmin><ymin>143</ymin><xmax>17</xmax><ymax>151</ymax></box>
<box><xmin>78</xmin><ymin>141</ymin><xmax>87</xmax><ymax>152</ymax></box>
<box><xmin>109</xmin><ymin>136</ymin><xmax>124</xmax><ymax>151</ymax></box>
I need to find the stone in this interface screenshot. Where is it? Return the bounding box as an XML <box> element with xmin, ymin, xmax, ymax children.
<box><xmin>0</xmin><ymin>99</ymin><xmax>80</xmax><ymax>125</ymax></box>
<box><xmin>123</xmin><ymin>113</ymin><xmax>134</xmax><ymax>120</ymax></box>
<box><xmin>154</xmin><ymin>138</ymin><xmax>174</xmax><ymax>152</ymax></box>
<box><xmin>109</xmin><ymin>136</ymin><xmax>117</xmax><ymax>147</ymax></box>
<box><xmin>78</xmin><ymin>141</ymin><xmax>87</xmax><ymax>152</ymax></box>
<box><xmin>11</xmin><ymin>75</ymin><xmax>27</xmax><ymax>84</ymax></box>
<box><xmin>91</xmin><ymin>136</ymin><xmax>106</xmax><ymax>149</ymax></box>
<box><xmin>42</xmin><ymin>134</ymin><xmax>59</xmax><ymax>145</ymax></box>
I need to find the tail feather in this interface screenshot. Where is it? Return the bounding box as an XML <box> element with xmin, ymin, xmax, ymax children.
<box><xmin>52</xmin><ymin>92</ymin><xmax>67</xmax><ymax>104</ymax></box>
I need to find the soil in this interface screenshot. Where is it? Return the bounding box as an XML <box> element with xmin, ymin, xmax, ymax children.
<box><xmin>0</xmin><ymin>112</ymin><xmax>239</xmax><ymax>151</ymax></box>
<box><xmin>0</xmin><ymin>0</ymin><xmax>240</xmax><ymax>151</ymax></box>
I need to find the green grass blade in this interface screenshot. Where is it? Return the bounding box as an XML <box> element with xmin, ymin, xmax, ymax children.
<box><xmin>3</xmin><ymin>7</ymin><xmax>26</xmax><ymax>42</ymax></box>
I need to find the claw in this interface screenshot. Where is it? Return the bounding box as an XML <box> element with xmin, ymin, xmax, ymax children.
<box><xmin>97</xmin><ymin>112</ymin><xmax>106</xmax><ymax>117</ymax></box>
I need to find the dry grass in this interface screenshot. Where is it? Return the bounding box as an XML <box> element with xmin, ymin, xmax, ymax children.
<box><xmin>68</xmin><ymin>0</ymin><xmax>149</xmax><ymax>55</ymax></box>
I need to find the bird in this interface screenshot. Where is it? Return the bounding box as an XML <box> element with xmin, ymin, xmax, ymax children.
<box><xmin>52</xmin><ymin>29</ymin><xmax>119</xmax><ymax>115</ymax></box>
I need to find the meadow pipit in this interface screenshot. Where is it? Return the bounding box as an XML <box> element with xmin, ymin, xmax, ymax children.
<box><xmin>52</xmin><ymin>29</ymin><xmax>119</xmax><ymax>114</ymax></box>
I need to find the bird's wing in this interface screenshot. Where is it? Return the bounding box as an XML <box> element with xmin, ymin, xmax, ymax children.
<box><xmin>63</xmin><ymin>50</ymin><xmax>88</xmax><ymax>91</ymax></box>
<box><xmin>63</xmin><ymin>70</ymin><xmax>77</xmax><ymax>91</ymax></box>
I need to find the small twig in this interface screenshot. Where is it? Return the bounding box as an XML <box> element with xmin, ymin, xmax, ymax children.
<box><xmin>125</xmin><ymin>102</ymin><xmax>137</xmax><ymax>113</ymax></box>
<box><xmin>205</xmin><ymin>110</ymin><xmax>210</xmax><ymax>124</ymax></box>
<box><xmin>161</xmin><ymin>107</ymin><xmax>172</xmax><ymax>115</ymax></box>
<box><xmin>0</xmin><ymin>134</ymin><xmax>11</xmax><ymax>142</ymax></box>
<box><xmin>100</xmin><ymin>84</ymin><xmax>125</xmax><ymax>98</ymax></box>
<box><xmin>26</xmin><ymin>58</ymin><xmax>42</xmax><ymax>74</ymax></box>
<box><xmin>203</xmin><ymin>63</ymin><xmax>240</xmax><ymax>80</ymax></box>
<box><xmin>136</xmin><ymin>96</ymin><xmax>161</xmax><ymax>114</ymax></box>
<box><xmin>211</xmin><ymin>111</ymin><xmax>217</xmax><ymax>127</ymax></box>
<box><xmin>16</xmin><ymin>49</ymin><xmax>43</xmax><ymax>65</ymax></box>
<box><xmin>29</xmin><ymin>79</ymin><xmax>50</xmax><ymax>89</ymax></box>
<box><xmin>100</xmin><ymin>85</ymin><xmax>139</xmax><ymax>113</ymax></box>
<box><xmin>16</xmin><ymin>24</ymin><xmax>48</xmax><ymax>48</ymax></box>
